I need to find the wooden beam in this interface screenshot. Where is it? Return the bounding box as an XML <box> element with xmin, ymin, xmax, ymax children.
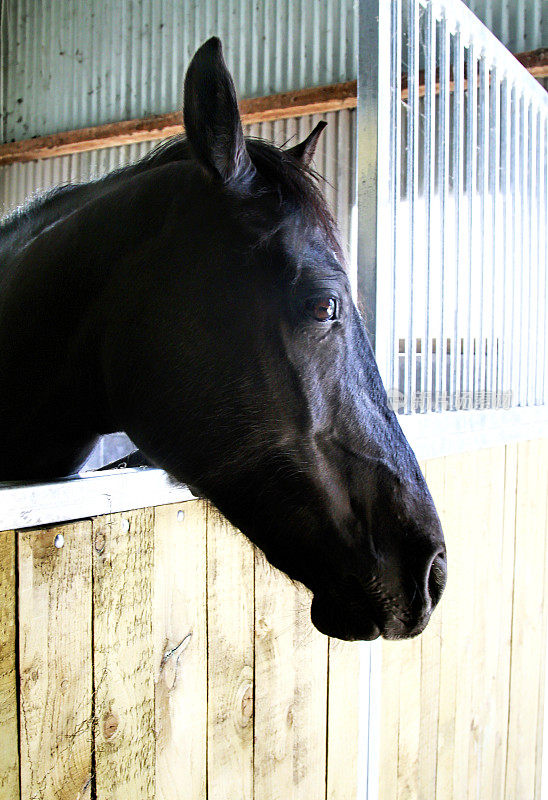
<box><xmin>0</xmin><ymin>48</ymin><xmax>545</xmax><ymax>167</ymax></box>
<box><xmin>0</xmin><ymin>80</ymin><xmax>357</xmax><ymax>166</ymax></box>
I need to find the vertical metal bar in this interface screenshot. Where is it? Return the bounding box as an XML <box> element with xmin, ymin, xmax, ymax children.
<box><xmin>462</xmin><ymin>42</ymin><xmax>476</xmax><ymax>408</ymax></box>
<box><xmin>451</xmin><ymin>28</ymin><xmax>464</xmax><ymax>410</ymax></box>
<box><xmin>357</xmin><ymin>0</ymin><xmax>392</xmax><ymax>371</ymax></box>
<box><xmin>465</xmin><ymin>44</ymin><xmax>477</xmax><ymax>407</ymax></box>
<box><xmin>527</xmin><ymin>105</ymin><xmax>537</xmax><ymax>404</ymax></box>
<box><xmin>510</xmin><ymin>87</ymin><xmax>520</xmax><ymax>404</ymax></box>
<box><xmin>436</xmin><ymin>13</ymin><xmax>450</xmax><ymax>411</ymax></box>
<box><xmin>543</xmin><ymin>116</ymin><xmax>548</xmax><ymax>403</ymax></box>
<box><xmin>423</xmin><ymin>0</ymin><xmax>436</xmax><ymax>413</ymax></box>
<box><xmin>518</xmin><ymin>96</ymin><xmax>529</xmax><ymax>406</ymax></box>
<box><xmin>500</xmin><ymin>77</ymin><xmax>512</xmax><ymax>406</ymax></box>
<box><xmin>389</xmin><ymin>0</ymin><xmax>402</xmax><ymax>404</ymax></box>
<box><xmin>477</xmin><ymin>55</ymin><xmax>488</xmax><ymax>406</ymax></box>
<box><xmin>534</xmin><ymin>110</ymin><xmax>544</xmax><ymax>404</ymax></box>
<box><xmin>489</xmin><ymin>66</ymin><xmax>500</xmax><ymax>406</ymax></box>
<box><xmin>406</xmin><ymin>0</ymin><xmax>419</xmax><ymax>413</ymax></box>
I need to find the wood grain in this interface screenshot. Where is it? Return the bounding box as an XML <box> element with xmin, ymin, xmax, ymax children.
<box><xmin>93</xmin><ymin>509</ymin><xmax>155</xmax><ymax>800</ymax></box>
<box><xmin>206</xmin><ymin>506</ymin><xmax>255</xmax><ymax>800</ymax></box>
<box><xmin>0</xmin><ymin>531</ymin><xmax>18</xmax><ymax>800</ymax></box>
<box><xmin>153</xmin><ymin>501</ymin><xmax>207</xmax><ymax>800</ymax></box>
<box><xmin>418</xmin><ymin>458</ymin><xmax>445</xmax><ymax>800</ymax></box>
<box><xmin>376</xmin><ymin>441</ymin><xmax>548</xmax><ymax>800</ymax></box>
<box><xmin>325</xmin><ymin>637</ymin><xmax>360</xmax><ymax>800</ymax></box>
<box><xmin>505</xmin><ymin>440</ymin><xmax>548</xmax><ymax>800</ymax></box>
<box><xmin>535</xmin><ymin>441</ymin><xmax>548</xmax><ymax>798</ymax></box>
<box><xmin>18</xmin><ymin>521</ymin><xmax>93</xmax><ymax>800</ymax></box>
<box><xmin>254</xmin><ymin>551</ymin><xmax>328</xmax><ymax>800</ymax></box>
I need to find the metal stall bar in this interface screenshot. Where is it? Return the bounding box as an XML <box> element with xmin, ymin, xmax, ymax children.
<box><xmin>423</xmin><ymin>0</ymin><xmax>436</xmax><ymax>412</ymax></box>
<box><xmin>452</xmin><ymin>27</ymin><xmax>465</xmax><ymax>409</ymax></box>
<box><xmin>529</xmin><ymin>106</ymin><xmax>539</xmax><ymax>405</ymax></box>
<box><xmin>405</xmin><ymin>0</ymin><xmax>420</xmax><ymax>413</ymax></box>
<box><xmin>357</xmin><ymin>0</ymin><xmax>392</xmax><ymax>369</ymax></box>
<box><xmin>389</xmin><ymin>0</ymin><xmax>403</xmax><ymax>407</ymax></box>
<box><xmin>488</xmin><ymin>65</ymin><xmax>500</xmax><ymax>405</ymax></box>
<box><xmin>477</xmin><ymin>54</ymin><xmax>489</xmax><ymax>405</ymax></box>
<box><xmin>543</xmin><ymin>117</ymin><xmax>548</xmax><ymax>403</ymax></box>
<box><xmin>539</xmin><ymin>115</ymin><xmax>548</xmax><ymax>404</ymax></box>
<box><xmin>518</xmin><ymin>94</ymin><xmax>528</xmax><ymax>406</ymax></box>
<box><xmin>466</xmin><ymin>43</ymin><xmax>478</xmax><ymax>406</ymax></box>
<box><xmin>510</xmin><ymin>85</ymin><xmax>521</xmax><ymax>405</ymax></box>
<box><xmin>500</xmin><ymin>76</ymin><xmax>512</xmax><ymax>405</ymax></box>
<box><xmin>436</xmin><ymin>11</ymin><xmax>450</xmax><ymax>411</ymax></box>
<box><xmin>360</xmin><ymin>0</ymin><xmax>548</xmax><ymax>434</ymax></box>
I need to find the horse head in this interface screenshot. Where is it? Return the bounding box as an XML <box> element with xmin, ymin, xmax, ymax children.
<box><xmin>103</xmin><ymin>37</ymin><xmax>446</xmax><ymax>640</ymax></box>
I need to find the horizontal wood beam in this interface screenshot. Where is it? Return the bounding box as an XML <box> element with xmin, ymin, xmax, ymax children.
<box><xmin>0</xmin><ymin>48</ymin><xmax>545</xmax><ymax>166</ymax></box>
<box><xmin>0</xmin><ymin>81</ymin><xmax>357</xmax><ymax>165</ymax></box>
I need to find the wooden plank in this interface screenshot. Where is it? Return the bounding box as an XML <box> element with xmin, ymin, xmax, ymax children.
<box><xmin>206</xmin><ymin>505</ymin><xmax>254</xmax><ymax>800</ymax></box>
<box><xmin>464</xmin><ymin>448</ymin><xmax>506</xmax><ymax>800</ymax></box>
<box><xmin>18</xmin><ymin>521</ymin><xmax>92</xmax><ymax>800</ymax></box>
<box><xmin>0</xmin><ymin>81</ymin><xmax>357</xmax><ymax>165</ymax></box>
<box><xmin>153</xmin><ymin>501</ymin><xmax>207</xmax><ymax>800</ymax></box>
<box><xmin>378</xmin><ymin>639</ymin><xmax>401</xmax><ymax>800</ymax></box>
<box><xmin>535</xmin><ymin>440</ymin><xmax>548</xmax><ymax>799</ymax></box>
<box><xmin>417</xmin><ymin>458</ymin><xmax>445</xmax><ymax>800</ymax></box>
<box><xmin>434</xmin><ymin>453</ymin><xmax>472</xmax><ymax>800</ymax></box>
<box><xmin>0</xmin><ymin>531</ymin><xmax>18</xmax><ymax>800</ymax></box>
<box><xmin>326</xmin><ymin>637</ymin><xmax>360</xmax><ymax>800</ymax></box>
<box><xmin>505</xmin><ymin>441</ymin><xmax>547</xmax><ymax>800</ymax></box>
<box><xmin>396</xmin><ymin>635</ymin><xmax>422</xmax><ymax>800</ymax></box>
<box><xmin>0</xmin><ymin>47</ymin><xmax>544</xmax><ymax>166</ymax></box>
<box><xmin>254</xmin><ymin>551</ymin><xmax>328</xmax><ymax>800</ymax></box>
<box><xmin>490</xmin><ymin>444</ymin><xmax>518</xmax><ymax>800</ymax></box>
<box><xmin>93</xmin><ymin>509</ymin><xmax>155</xmax><ymax>800</ymax></box>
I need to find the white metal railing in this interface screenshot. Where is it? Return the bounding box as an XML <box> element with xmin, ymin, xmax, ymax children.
<box><xmin>359</xmin><ymin>0</ymin><xmax>548</xmax><ymax>416</ymax></box>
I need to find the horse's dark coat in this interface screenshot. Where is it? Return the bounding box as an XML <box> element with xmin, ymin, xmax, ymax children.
<box><xmin>0</xmin><ymin>37</ymin><xmax>446</xmax><ymax>640</ymax></box>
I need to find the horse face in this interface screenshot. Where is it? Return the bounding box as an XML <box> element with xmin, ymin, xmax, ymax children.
<box><xmin>124</xmin><ymin>38</ymin><xmax>446</xmax><ymax>641</ymax></box>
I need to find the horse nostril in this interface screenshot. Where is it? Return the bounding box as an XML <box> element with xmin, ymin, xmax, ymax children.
<box><xmin>426</xmin><ymin>550</ymin><xmax>447</xmax><ymax>608</ymax></box>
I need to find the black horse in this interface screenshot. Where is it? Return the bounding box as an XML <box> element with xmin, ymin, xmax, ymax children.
<box><xmin>0</xmin><ymin>38</ymin><xmax>446</xmax><ymax>641</ymax></box>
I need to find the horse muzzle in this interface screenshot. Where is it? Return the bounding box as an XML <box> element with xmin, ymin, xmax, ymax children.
<box><xmin>310</xmin><ymin>547</ymin><xmax>447</xmax><ymax>642</ymax></box>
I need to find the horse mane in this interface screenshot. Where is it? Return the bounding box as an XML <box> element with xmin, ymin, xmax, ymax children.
<box><xmin>0</xmin><ymin>133</ymin><xmax>342</xmax><ymax>262</ymax></box>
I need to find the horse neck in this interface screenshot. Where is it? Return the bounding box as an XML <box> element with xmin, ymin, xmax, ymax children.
<box><xmin>0</xmin><ymin>164</ymin><xmax>144</xmax><ymax>275</ymax></box>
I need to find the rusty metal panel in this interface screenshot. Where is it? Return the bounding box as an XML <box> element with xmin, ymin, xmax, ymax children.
<box><xmin>0</xmin><ymin>0</ymin><xmax>358</xmax><ymax>142</ymax></box>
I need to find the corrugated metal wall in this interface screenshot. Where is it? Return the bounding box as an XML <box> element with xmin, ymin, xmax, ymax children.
<box><xmin>0</xmin><ymin>110</ymin><xmax>357</xmax><ymax>257</ymax></box>
<box><xmin>0</xmin><ymin>0</ymin><xmax>358</xmax><ymax>142</ymax></box>
<box><xmin>462</xmin><ymin>0</ymin><xmax>546</xmax><ymax>54</ymax></box>
<box><xmin>0</xmin><ymin>1</ymin><xmax>358</xmax><ymax>468</ymax></box>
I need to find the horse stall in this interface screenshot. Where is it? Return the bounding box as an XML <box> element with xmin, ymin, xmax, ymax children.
<box><xmin>0</xmin><ymin>3</ymin><xmax>373</xmax><ymax>799</ymax></box>
<box><xmin>1</xmin><ymin>1</ymin><xmax>548</xmax><ymax>800</ymax></box>
<box><xmin>360</xmin><ymin>1</ymin><xmax>548</xmax><ymax>798</ymax></box>
<box><xmin>0</xmin><ymin>478</ymin><xmax>371</xmax><ymax>799</ymax></box>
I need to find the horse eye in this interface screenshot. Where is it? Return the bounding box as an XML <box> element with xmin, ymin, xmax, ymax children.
<box><xmin>306</xmin><ymin>297</ymin><xmax>338</xmax><ymax>322</ymax></box>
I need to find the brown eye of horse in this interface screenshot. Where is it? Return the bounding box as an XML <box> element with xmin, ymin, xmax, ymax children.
<box><xmin>306</xmin><ymin>297</ymin><xmax>338</xmax><ymax>322</ymax></box>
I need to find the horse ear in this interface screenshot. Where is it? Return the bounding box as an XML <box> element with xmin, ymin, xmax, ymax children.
<box><xmin>183</xmin><ymin>37</ymin><xmax>254</xmax><ymax>184</ymax></box>
<box><xmin>286</xmin><ymin>121</ymin><xmax>327</xmax><ymax>167</ymax></box>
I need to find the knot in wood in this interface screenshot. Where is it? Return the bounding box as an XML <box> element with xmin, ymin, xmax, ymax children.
<box><xmin>255</xmin><ymin>617</ymin><xmax>270</xmax><ymax>639</ymax></box>
<box><xmin>103</xmin><ymin>712</ymin><xmax>119</xmax><ymax>740</ymax></box>
<box><xmin>240</xmin><ymin>685</ymin><xmax>253</xmax><ymax>725</ymax></box>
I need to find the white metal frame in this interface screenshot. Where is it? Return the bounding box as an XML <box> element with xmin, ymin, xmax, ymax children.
<box><xmin>359</xmin><ymin>0</ymin><xmax>548</xmax><ymax>430</ymax></box>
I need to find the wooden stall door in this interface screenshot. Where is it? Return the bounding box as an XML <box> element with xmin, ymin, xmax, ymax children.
<box><xmin>0</xmin><ymin>499</ymin><xmax>361</xmax><ymax>800</ymax></box>
<box><xmin>378</xmin><ymin>440</ymin><xmax>548</xmax><ymax>800</ymax></box>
